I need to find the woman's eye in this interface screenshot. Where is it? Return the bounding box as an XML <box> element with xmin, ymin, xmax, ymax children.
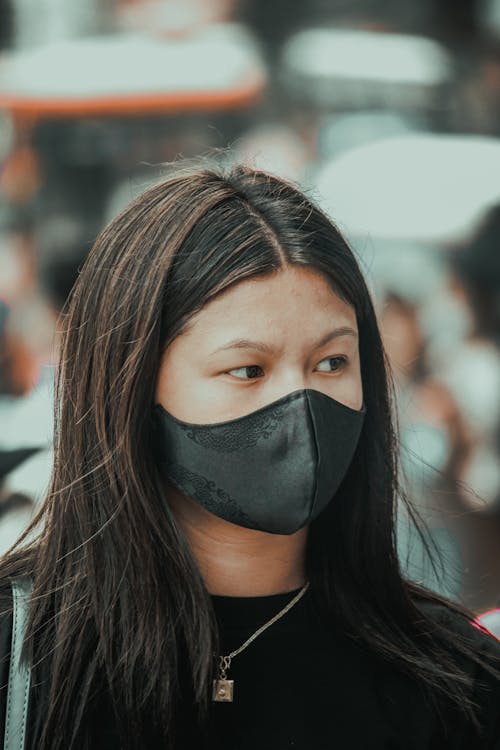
<box><xmin>227</xmin><ymin>365</ymin><xmax>264</xmax><ymax>380</ymax></box>
<box><xmin>315</xmin><ymin>356</ymin><xmax>347</xmax><ymax>373</ymax></box>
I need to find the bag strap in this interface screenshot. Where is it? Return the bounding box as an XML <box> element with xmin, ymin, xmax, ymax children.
<box><xmin>4</xmin><ymin>577</ymin><xmax>33</xmax><ymax>750</ymax></box>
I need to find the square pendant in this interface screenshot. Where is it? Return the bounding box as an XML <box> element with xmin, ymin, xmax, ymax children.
<box><xmin>212</xmin><ymin>678</ymin><xmax>234</xmax><ymax>702</ymax></box>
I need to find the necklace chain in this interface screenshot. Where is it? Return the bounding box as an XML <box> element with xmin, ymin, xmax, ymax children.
<box><xmin>217</xmin><ymin>580</ymin><xmax>310</xmax><ymax>682</ymax></box>
<box><xmin>226</xmin><ymin>581</ymin><xmax>310</xmax><ymax>660</ymax></box>
<box><xmin>212</xmin><ymin>581</ymin><xmax>310</xmax><ymax>701</ymax></box>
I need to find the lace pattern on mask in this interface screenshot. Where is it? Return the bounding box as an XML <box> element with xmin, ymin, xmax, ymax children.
<box><xmin>166</xmin><ymin>463</ymin><xmax>259</xmax><ymax>529</ymax></box>
<box><xmin>175</xmin><ymin>404</ymin><xmax>286</xmax><ymax>452</ymax></box>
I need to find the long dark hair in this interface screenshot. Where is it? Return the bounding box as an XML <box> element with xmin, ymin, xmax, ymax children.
<box><xmin>1</xmin><ymin>159</ymin><xmax>497</xmax><ymax>748</ymax></box>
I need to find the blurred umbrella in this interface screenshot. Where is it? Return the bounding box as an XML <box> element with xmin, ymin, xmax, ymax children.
<box><xmin>280</xmin><ymin>28</ymin><xmax>452</xmax><ymax>112</ymax></box>
<box><xmin>314</xmin><ymin>133</ymin><xmax>500</xmax><ymax>243</ymax></box>
<box><xmin>0</xmin><ymin>24</ymin><xmax>266</xmax><ymax>118</ymax></box>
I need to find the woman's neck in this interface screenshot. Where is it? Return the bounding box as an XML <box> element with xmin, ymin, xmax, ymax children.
<box><xmin>167</xmin><ymin>487</ymin><xmax>308</xmax><ymax>597</ymax></box>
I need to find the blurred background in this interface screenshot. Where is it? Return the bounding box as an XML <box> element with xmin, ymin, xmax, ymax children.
<box><xmin>0</xmin><ymin>0</ymin><xmax>499</xmax><ymax>620</ymax></box>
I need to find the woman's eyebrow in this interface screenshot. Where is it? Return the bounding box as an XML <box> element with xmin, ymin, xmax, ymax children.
<box><xmin>209</xmin><ymin>327</ymin><xmax>358</xmax><ymax>356</ymax></box>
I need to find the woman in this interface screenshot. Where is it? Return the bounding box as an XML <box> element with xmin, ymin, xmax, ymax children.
<box><xmin>0</xmin><ymin>161</ymin><xmax>499</xmax><ymax>749</ymax></box>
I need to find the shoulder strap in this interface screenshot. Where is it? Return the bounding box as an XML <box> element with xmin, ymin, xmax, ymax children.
<box><xmin>4</xmin><ymin>577</ymin><xmax>33</xmax><ymax>750</ymax></box>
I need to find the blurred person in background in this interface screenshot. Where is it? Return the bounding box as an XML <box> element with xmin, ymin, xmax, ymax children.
<box><xmin>454</xmin><ymin>32</ymin><xmax>500</xmax><ymax>135</ymax></box>
<box><xmin>0</xmin><ymin>215</ymin><xmax>97</xmax><ymax>553</ymax></box>
<box><xmin>0</xmin><ymin>299</ymin><xmax>34</xmax><ymax>398</ymax></box>
<box><xmin>0</xmin><ymin>162</ymin><xmax>499</xmax><ymax>749</ymax></box>
<box><xmin>380</xmin><ymin>290</ymin><xmax>471</xmax><ymax>600</ymax></box>
<box><xmin>444</xmin><ymin>203</ymin><xmax>500</xmax><ymax>614</ymax></box>
<box><xmin>450</xmin><ymin>205</ymin><xmax>500</xmax><ymax>512</ymax></box>
<box><xmin>376</xmin><ymin>215</ymin><xmax>500</xmax><ymax>612</ymax></box>
<box><xmin>450</xmin><ymin>203</ymin><xmax>500</xmax><ymax>347</ymax></box>
<box><xmin>0</xmin><ymin>298</ymin><xmax>41</xmax><ymax>552</ymax></box>
<box><xmin>443</xmin><ymin>203</ymin><xmax>500</xmax><ymax>515</ymax></box>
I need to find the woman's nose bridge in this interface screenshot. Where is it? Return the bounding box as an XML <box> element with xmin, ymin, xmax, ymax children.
<box><xmin>268</xmin><ymin>366</ymin><xmax>310</xmax><ymax>402</ymax></box>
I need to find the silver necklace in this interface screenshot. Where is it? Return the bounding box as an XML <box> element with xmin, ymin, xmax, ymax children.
<box><xmin>212</xmin><ymin>581</ymin><xmax>310</xmax><ymax>703</ymax></box>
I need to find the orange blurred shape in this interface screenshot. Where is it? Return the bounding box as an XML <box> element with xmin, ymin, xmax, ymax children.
<box><xmin>0</xmin><ymin>146</ymin><xmax>41</xmax><ymax>203</ymax></box>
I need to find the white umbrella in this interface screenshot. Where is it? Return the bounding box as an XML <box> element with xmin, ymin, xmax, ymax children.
<box><xmin>281</xmin><ymin>28</ymin><xmax>451</xmax><ymax>110</ymax></box>
<box><xmin>314</xmin><ymin>133</ymin><xmax>500</xmax><ymax>244</ymax></box>
<box><xmin>0</xmin><ymin>24</ymin><xmax>266</xmax><ymax>115</ymax></box>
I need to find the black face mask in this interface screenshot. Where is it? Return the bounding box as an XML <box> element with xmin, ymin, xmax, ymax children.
<box><xmin>153</xmin><ymin>389</ymin><xmax>366</xmax><ymax>535</ymax></box>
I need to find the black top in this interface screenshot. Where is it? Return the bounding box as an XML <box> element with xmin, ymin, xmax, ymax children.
<box><xmin>1</xmin><ymin>584</ymin><xmax>500</xmax><ymax>748</ymax></box>
<box><xmin>207</xmin><ymin>587</ymin><xmax>500</xmax><ymax>749</ymax></box>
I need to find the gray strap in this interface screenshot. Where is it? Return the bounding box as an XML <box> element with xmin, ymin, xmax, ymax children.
<box><xmin>4</xmin><ymin>577</ymin><xmax>32</xmax><ymax>750</ymax></box>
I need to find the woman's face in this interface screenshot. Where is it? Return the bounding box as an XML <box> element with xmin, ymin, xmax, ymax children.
<box><xmin>156</xmin><ymin>265</ymin><xmax>363</xmax><ymax>422</ymax></box>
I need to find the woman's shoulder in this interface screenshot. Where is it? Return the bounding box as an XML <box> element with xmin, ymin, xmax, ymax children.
<box><xmin>417</xmin><ymin>597</ymin><xmax>500</xmax><ymax>714</ymax></box>
<box><xmin>417</xmin><ymin>597</ymin><xmax>500</xmax><ymax>658</ymax></box>
<box><xmin>413</xmin><ymin>597</ymin><xmax>500</xmax><ymax>744</ymax></box>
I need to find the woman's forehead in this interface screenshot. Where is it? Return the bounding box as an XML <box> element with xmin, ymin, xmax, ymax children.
<box><xmin>192</xmin><ymin>267</ymin><xmax>354</xmax><ymax>324</ymax></box>
<box><xmin>174</xmin><ymin>267</ymin><xmax>358</xmax><ymax>353</ymax></box>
